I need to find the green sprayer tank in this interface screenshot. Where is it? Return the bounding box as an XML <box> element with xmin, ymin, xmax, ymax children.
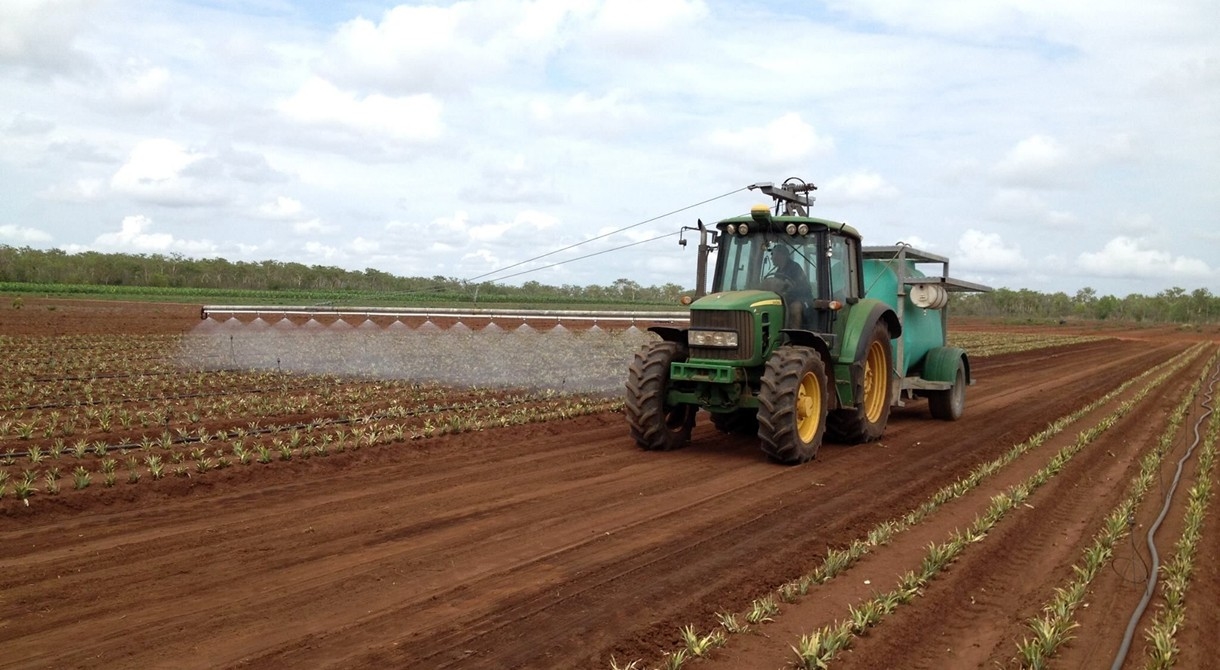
<box><xmin>864</xmin><ymin>253</ymin><xmax>941</xmax><ymax>377</ymax></box>
<box><xmin>861</xmin><ymin>245</ymin><xmax>983</xmax><ymax>390</ymax></box>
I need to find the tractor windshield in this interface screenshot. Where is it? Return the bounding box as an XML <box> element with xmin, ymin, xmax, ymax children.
<box><xmin>715</xmin><ymin>233</ymin><xmax>819</xmax><ymax>296</ymax></box>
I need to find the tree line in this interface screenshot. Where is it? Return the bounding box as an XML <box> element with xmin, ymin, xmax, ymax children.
<box><xmin>1</xmin><ymin>245</ymin><xmax>1215</xmax><ymax>323</ymax></box>
<box><xmin>952</xmin><ymin>286</ymin><xmax>1218</xmax><ymax>324</ymax></box>
<box><xmin>0</xmin><ymin>245</ymin><xmax>685</xmax><ymax>305</ymax></box>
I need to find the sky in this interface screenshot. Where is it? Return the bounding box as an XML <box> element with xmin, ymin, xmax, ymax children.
<box><xmin>1</xmin><ymin>0</ymin><xmax>1217</xmax><ymax>298</ymax></box>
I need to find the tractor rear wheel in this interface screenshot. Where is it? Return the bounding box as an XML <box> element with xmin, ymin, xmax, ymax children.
<box><xmin>711</xmin><ymin>408</ymin><xmax>759</xmax><ymax>435</ymax></box>
<box><xmin>626</xmin><ymin>341</ymin><xmax>697</xmax><ymax>450</ymax></box>
<box><xmin>827</xmin><ymin>321</ymin><xmax>893</xmax><ymax>443</ymax></box>
<box><xmin>929</xmin><ymin>357</ymin><xmax>966</xmax><ymax>421</ymax></box>
<box><xmin>758</xmin><ymin>346</ymin><xmax>829</xmax><ymax>464</ymax></box>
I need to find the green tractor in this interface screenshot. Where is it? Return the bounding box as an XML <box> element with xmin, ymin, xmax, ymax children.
<box><xmin>625</xmin><ymin>178</ymin><xmax>990</xmax><ymax>464</ymax></box>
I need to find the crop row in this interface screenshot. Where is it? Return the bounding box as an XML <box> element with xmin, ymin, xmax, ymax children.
<box><xmin>0</xmin><ymin>390</ymin><xmax>621</xmax><ymax>506</ymax></box>
<box><xmin>948</xmin><ymin>331</ymin><xmax>1104</xmax><ymax>357</ymax></box>
<box><xmin>622</xmin><ymin>343</ymin><xmax>1210</xmax><ymax>669</ymax></box>
<box><xmin>1016</xmin><ymin>360</ymin><xmax>1218</xmax><ymax>669</ymax></box>
<box><xmin>1</xmin><ymin>328</ymin><xmax>1103</xmax><ymax>512</ymax></box>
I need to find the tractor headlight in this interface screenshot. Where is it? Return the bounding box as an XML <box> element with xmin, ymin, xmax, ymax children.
<box><xmin>785</xmin><ymin>223</ymin><xmax>797</xmax><ymax>235</ymax></box>
<box><xmin>736</xmin><ymin>223</ymin><xmax>749</xmax><ymax>235</ymax></box>
<box><xmin>689</xmin><ymin>329</ymin><xmax>739</xmax><ymax>348</ymax></box>
<box><xmin>797</xmin><ymin>223</ymin><xmax>809</xmax><ymax>235</ymax></box>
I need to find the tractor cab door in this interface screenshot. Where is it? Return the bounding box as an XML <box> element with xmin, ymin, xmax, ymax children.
<box><xmin>820</xmin><ymin>234</ymin><xmax>860</xmax><ymax>331</ymax></box>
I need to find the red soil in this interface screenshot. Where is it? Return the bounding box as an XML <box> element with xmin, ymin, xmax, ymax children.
<box><xmin>1</xmin><ymin>299</ymin><xmax>1217</xmax><ymax>669</ymax></box>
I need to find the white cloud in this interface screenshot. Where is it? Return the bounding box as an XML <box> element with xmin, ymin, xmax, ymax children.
<box><xmin>528</xmin><ymin>89</ymin><xmax>647</xmax><ymax>137</ymax></box>
<box><xmin>112</xmin><ymin>63</ymin><xmax>170</xmax><ymax>110</ymax></box>
<box><xmin>5</xmin><ymin>112</ymin><xmax>55</xmax><ymax>135</ymax></box>
<box><xmin>955</xmin><ymin>229</ymin><xmax>1028</xmax><ymax>273</ymax></box>
<box><xmin>460</xmin><ymin>155</ymin><xmax>564</xmax><ymax>204</ymax></box>
<box><xmin>992</xmin><ymin>135</ymin><xmax>1070</xmax><ymax>188</ymax></box>
<box><xmin>588</xmin><ymin>0</ymin><xmax>707</xmax><ymax>50</ymax></box>
<box><xmin>256</xmin><ymin>196</ymin><xmax>305</xmax><ymax>221</ymax></box>
<box><xmin>820</xmin><ymin>0</ymin><xmax>1206</xmax><ymax>46</ymax></box>
<box><xmin>93</xmin><ymin>214</ymin><xmax>217</xmax><ymax>255</ymax></box>
<box><xmin>0</xmin><ymin>0</ymin><xmax>93</xmax><ymax>72</ymax></box>
<box><xmin>987</xmin><ymin>189</ymin><xmax>1077</xmax><ymax>227</ymax></box>
<box><xmin>1077</xmin><ymin>237</ymin><xmax>1212</xmax><ymax>279</ymax></box>
<box><xmin>293</xmin><ymin>219</ymin><xmax>338</xmax><ymax>235</ymax></box>
<box><xmin>278</xmin><ymin>77</ymin><xmax>444</xmax><ymax>142</ymax></box>
<box><xmin>48</xmin><ymin>139</ymin><xmax>115</xmax><ymax>163</ymax></box>
<box><xmin>464</xmin><ymin>209</ymin><xmax>558</xmax><ymax>243</ymax></box>
<box><xmin>0</xmin><ymin>223</ymin><xmax>53</xmax><ymax>243</ymax></box>
<box><xmin>348</xmin><ymin>237</ymin><xmax>379</xmax><ymax>254</ymax></box>
<box><xmin>0</xmin><ymin>0</ymin><xmax>1216</xmax><ymax>296</ymax></box>
<box><xmin>110</xmin><ymin>139</ymin><xmax>222</xmax><ymax>206</ymax></box>
<box><xmin>900</xmin><ymin>235</ymin><xmax>935</xmax><ymax>250</ymax></box>
<box><xmin>303</xmin><ymin>240</ymin><xmax>338</xmax><ymax>259</ymax></box>
<box><xmin>823</xmin><ymin>172</ymin><xmax>899</xmax><ymax>204</ymax></box>
<box><xmin>702</xmin><ymin>113</ymin><xmax>835</xmax><ymax>168</ymax></box>
<box><xmin>321</xmin><ymin>1</ymin><xmax>575</xmax><ymax>95</ymax></box>
<box><xmin>469</xmin><ymin>221</ymin><xmax>512</xmax><ymax>243</ymax></box>
<box><xmin>37</xmin><ymin>178</ymin><xmax>104</xmax><ymax>202</ymax></box>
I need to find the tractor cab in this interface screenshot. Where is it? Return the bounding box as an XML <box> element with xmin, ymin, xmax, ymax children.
<box><xmin>712</xmin><ymin>228</ymin><xmax>818</xmax><ymax>329</ymax></box>
<box><xmin>709</xmin><ymin>181</ymin><xmax>864</xmax><ymax>333</ymax></box>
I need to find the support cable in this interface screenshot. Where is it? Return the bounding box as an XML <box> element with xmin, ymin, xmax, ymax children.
<box><xmin>464</xmin><ymin>186</ymin><xmax>747</xmax><ymax>284</ymax></box>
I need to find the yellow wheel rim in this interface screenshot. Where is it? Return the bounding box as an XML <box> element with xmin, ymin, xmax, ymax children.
<box><xmin>862</xmin><ymin>340</ymin><xmax>889</xmax><ymax>423</ymax></box>
<box><xmin>796</xmin><ymin>371</ymin><xmax>822</xmax><ymax>442</ymax></box>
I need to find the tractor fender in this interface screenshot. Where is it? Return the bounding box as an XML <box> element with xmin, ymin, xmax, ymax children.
<box><xmin>778</xmin><ymin>329</ymin><xmax>833</xmax><ymax>367</ymax></box>
<box><xmin>838</xmin><ymin>299</ymin><xmax>900</xmax><ymax>365</ymax></box>
<box><xmin>922</xmin><ymin>346</ymin><xmax>970</xmax><ymax>385</ymax></box>
<box><xmin>647</xmin><ymin>325</ymin><xmax>688</xmax><ymax>345</ymax></box>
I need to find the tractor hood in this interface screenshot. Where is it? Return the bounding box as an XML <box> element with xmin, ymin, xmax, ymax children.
<box><xmin>691</xmin><ymin>289</ymin><xmax>783</xmax><ymax>311</ymax></box>
<box><xmin>684</xmin><ymin>289</ymin><xmax>785</xmax><ymax>367</ymax></box>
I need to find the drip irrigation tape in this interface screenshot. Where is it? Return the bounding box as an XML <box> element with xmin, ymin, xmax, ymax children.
<box><xmin>1111</xmin><ymin>361</ymin><xmax>1219</xmax><ymax>669</ymax></box>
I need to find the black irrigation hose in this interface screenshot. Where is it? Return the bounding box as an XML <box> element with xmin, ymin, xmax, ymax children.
<box><xmin>1111</xmin><ymin>361</ymin><xmax>1219</xmax><ymax>669</ymax></box>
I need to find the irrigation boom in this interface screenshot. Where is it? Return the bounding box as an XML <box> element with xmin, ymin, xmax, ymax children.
<box><xmin>200</xmin><ymin>305</ymin><xmax>690</xmax><ymax>324</ymax></box>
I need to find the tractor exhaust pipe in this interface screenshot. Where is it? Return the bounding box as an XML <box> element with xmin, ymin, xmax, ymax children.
<box><xmin>689</xmin><ymin>219</ymin><xmax>716</xmax><ymax>299</ymax></box>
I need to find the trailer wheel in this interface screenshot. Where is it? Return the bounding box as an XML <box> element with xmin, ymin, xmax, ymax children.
<box><xmin>711</xmin><ymin>409</ymin><xmax>759</xmax><ymax>435</ymax></box>
<box><xmin>758</xmin><ymin>346</ymin><xmax>829</xmax><ymax>464</ymax></box>
<box><xmin>928</xmin><ymin>357</ymin><xmax>966</xmax><ymax>421</ymax></box>
<box><xmin>828</xmin><ymin>321</ymin><xmax>893</xmax><ymax>443</ymax></box>
<box><xmin>626</xmin><ymin>341</ymin><xmax>696</xmax><ymax>450</ymax></box>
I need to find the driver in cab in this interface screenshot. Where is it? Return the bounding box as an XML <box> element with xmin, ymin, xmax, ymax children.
<box><xmin>769</xmin><ymin>244</ymin><xmax>813</xmax><ymax>327</ymax></box>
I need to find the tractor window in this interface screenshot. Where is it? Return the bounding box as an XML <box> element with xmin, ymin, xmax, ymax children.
<box><xmin>828</xmin><ymin>235</ymin><xmax>851</xmax><ymax>302</ymax></box>
<box><xmin>716</xmin><ymin>234</ymin><xmax>761</xmax><ymax>291</ymax></box>
<box><xmin>763</xmin><ymin>239</ymin><xmax>817</xmax><ymax>289</ymax></box>
<box><xmin>715</xmin><ymin>232</ymin><xmax>819</xmax><ymax>294</ymax></box>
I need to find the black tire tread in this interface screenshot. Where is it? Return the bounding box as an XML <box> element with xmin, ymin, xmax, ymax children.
<box><xmin>625</xmin><ymin>341</ymin><xmax>695</xmax><ymax>450</ymax></box>
<box><xmin>929</xmin><ymin>359</ymin><xmax>966</xmax><ymax>421</ymax></box>
<box><xmin>757</xmin><ymin>346</ymin><xmax>828</xmax><ymax>464</ymax></box>
<box><xmin>826</xmin><ymin>321</ymin><xmax>893</xmax><ymax>444</ymax></box>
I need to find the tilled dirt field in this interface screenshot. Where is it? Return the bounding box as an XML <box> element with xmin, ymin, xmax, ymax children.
<box><xmin>1</xmin><ymin>299</ymin><xmax>1218</xmax><ymax>669</ymax></box>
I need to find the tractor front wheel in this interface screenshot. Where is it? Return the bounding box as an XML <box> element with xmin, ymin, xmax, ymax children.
<box><xmin>626</xmin><ymin>341</ymin><xmax>697</xmax><ymax>451</ymax></box>
<box><xmin>758</xmin><ymin>346</ymin><xmax>829</xmax><ymax>464</ymax></box>
<box><xmin>929</xmin><ymin>358</ymin><xmax>966</xmax><ymax>421</ymax></box>
<box><xmin>827</xmin><ymin>321</ymin><xmax>893</xmax><ymax>443</ymax></box>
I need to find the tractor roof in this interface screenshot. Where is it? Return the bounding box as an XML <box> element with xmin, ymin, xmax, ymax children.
<box><xmin>716</xmin><ymin>214</ymin><xmax>862</xmax><ymax>241</ymax></box>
